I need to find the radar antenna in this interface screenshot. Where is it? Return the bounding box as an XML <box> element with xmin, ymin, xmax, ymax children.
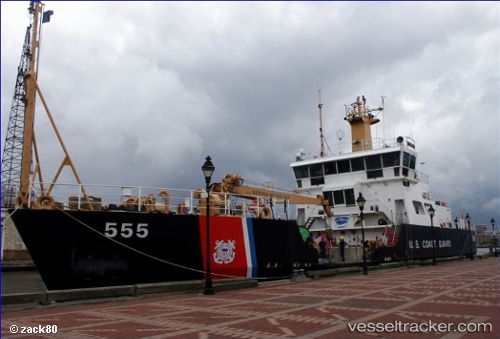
<box><xmin>344</xmin><ymin>95</ymin><xmax>384</xmax><ymax>152</ymax></box>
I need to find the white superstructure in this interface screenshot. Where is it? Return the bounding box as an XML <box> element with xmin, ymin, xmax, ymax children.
<box><xmin>290</xmin><ymin>96</ymin><xmax>464</xmax><ymax>247</ymax></box>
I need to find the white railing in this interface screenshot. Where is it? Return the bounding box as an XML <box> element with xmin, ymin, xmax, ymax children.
<box><xmin>20</xmin><ymin>182</ymin><xmax>294</xmax><ymax>219</ymax></box>
<box><xmin>296</xmin><ymin>136</ymin><xmax>415</xmax><ymax>161</ymax></box>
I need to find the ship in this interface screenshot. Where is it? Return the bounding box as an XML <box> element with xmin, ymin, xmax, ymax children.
<box><xmin>4</xmin><ymin>2</ymin><xmax>475</xmax><ymax>291</ymax></box>
<box><xmin>290</xmin><ymin>94</ymin><xmax>476</xmax><ymax>265</ymax></box>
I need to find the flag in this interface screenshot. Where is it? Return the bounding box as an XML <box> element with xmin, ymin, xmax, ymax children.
<box><xmin>42</xmin><ymin>10</ymin><xmax>54</xmax><ymax>23</ymax></box>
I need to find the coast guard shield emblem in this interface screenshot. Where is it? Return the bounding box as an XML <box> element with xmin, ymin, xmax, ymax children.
<box><xmin>213</xmin><ymin>240</ymin><xmax>236</xmax><ymax>264</ymax></box>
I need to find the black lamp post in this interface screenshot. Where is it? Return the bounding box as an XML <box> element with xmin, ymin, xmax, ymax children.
<box><xmin>427</xmin><ymin>205</ymin><xmax>436</xmax><ymax>266</ymax></box>
<box><xmin>491</xmin><ymin>218</ymin><xmax>497</xmax><ymax>258</ymax></box>
<box><xmin>202</xmin><ymin>155</ymin><xmax>215</xmax><ymax>295</ymax></box>
<box><xmin>356</xmin><ymin>192</ymin><xmax>368</xmax><ymax>275</ymax></box>
<box><xmin>466</xmin><ymin>213</ymin><xmax>473</xmax><ymax>261</ymax></box>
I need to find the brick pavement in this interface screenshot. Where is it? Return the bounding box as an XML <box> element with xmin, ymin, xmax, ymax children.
<box><xmin>2</xmin><ymin>257</ymin><xmax>498</xmax><ymax>339</ymax></box>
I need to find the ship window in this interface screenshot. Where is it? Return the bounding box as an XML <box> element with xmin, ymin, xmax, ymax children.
<box><xmin>351</xmin><ymin>157</ymin><xmax>365</xmax><ymax>172</ymax></box>
<box><xmin>366</xmin><ymin>155</ymin><xmax>383</xmax><ymax>179</ymax></box>
<box><xmin>311</xmin><ymin>177</ymin><xmax>325</xmax><ymax>186</ymax></box>
<box><xmin>367</xmin><ymin>169</ymin><xmax>383</xmax><ymax>179</ymax></box>
<box><xmin>337</xmin><ymin>159</ymin><xmax>351</xmax><ymax>173</ymax></box>
<box><xmin>323</xmin><ymin>191</ymin><xmax>334</xmax><ymax>207</ymax></box>
<box><xmin>403</xmin><ymin>152</ymin><xmax>411</xmax><ymax>167</ymax></box>
<box><xmin>382</xmin><ymin>151</ymin><xmax>400</xmax><ymax>167</ymax></box>
<box><xmin>333</xmin><ymin>190</ymin><xmax>345</xmax><ymax>205</ymax></box>
<box><xmin>309</xmin><ymin>163</ymin><xmax>324</xmax><ymax>186</ymax></box>
<box><xmin>332</xmin><ymin>189</ymin><xmax>355</xmax><ymax>206</ymax></box>
<box><xmin>413</xmin><ymin>200</ymin><xmax>424</xmax><ymax>215</ymax></box>
<box><xmin>345</xmin><ymin>189</ymin><xmax>355</xmax><ymax>205</ymax></box>
<box><xmin>293</xmin><ymin>166</ymin><xmax>309</xmax><ymax>179</ymax></box>
<box><xmin>409</xmin><ymin>154</ymin><xmax>416</xmax><ymax>170</ymax></box>
<box><xmin>324</xmin><ymin>161</ymin><xmax>337</xmax><ymax>175</ymax></box>
<box><xmin>366</xmin><ymin>155</ymin><xmax>382</xmax><ymax>170</ymax></box>
<box><xmin>402</xmin><ymin>152</ymin><xmax>416</xmax><ymax>175</ymax></box>
<box><xmin>296</xmin><ymin>180</ymin><xmax>302</xmax><ymax>189</ymax></box>
<box><xmin>309</xmin><ymin>163</ymin><xmax>324</xmax><ymax>177</ymax></box>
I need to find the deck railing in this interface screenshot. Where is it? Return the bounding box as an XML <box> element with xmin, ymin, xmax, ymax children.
<box><xmin>17</xmin><ymin>182</ymin><xmax>294</xmax><ymax>219</ymax></box>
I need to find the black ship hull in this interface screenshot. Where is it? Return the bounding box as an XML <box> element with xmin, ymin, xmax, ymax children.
<box><xmin>9</xmin><ymin>209</ymin><xmax>318</xmax><ymax>290</ymax></box>
<box><xmin>9</xmin><ymin>209</ymin><xmax>475</xmax><ymax>290</ymax></box>
<box><xmin>375</xmin><ymin>223</ymin><xmax>476</xmax><ymax>262</ymax></box>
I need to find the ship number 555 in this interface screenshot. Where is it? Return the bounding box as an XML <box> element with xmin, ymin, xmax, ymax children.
<box><xmin>104</xmin><ymin>222</ymin><xmax>149</xmax><ymax>238</ymax></box>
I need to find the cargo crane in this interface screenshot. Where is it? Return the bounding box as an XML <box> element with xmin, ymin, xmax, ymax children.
<box><xmin>1</xmin><ymin>1</ymin><xmax>41</xmax><ymax>207</ymax></box>
<box><xmin>208</xmin><ymin>173</ymin><xmax>333</xmax><ymax>219</ymax></box>
<box><xmin>1</xmin><ymin>1</ymin><xmax>91</xmax><ymax>210</ymax></box>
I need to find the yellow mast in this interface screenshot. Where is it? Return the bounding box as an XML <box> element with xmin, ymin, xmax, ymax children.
<box><xmin>16</xmin><ymin>1</ymin><xmax>92</xmax><ymax>209</ymax></box>
<box><xmin>19</xmin><ymin>1</ymin><xmax>43</xmax><ymax>205</ymax></box>
<box><xmin>344</xmin><ymin>95</ymin><xmax>384</xmax><ymax>152</ymax></box>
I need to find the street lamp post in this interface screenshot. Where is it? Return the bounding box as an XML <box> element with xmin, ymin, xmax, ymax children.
<box><xmin>427</xmin><ymin>205</ymin><xmax>436</xmax><ymax>266</ymax></box>
<box><xmin>466</xmin><ymin>213</ymin><xmax>473</xmax><ymax>261</ymax></box>
<box><xmin>491</xmin><ymin>218</ymin><xmax>497</xmax><ymax>258</ymax></box>
<box><xmin>356</xmin><ymin>192</ymin><xmax>368</xmax><ymax>275</ymax></box>
<box><xmin>202</xmin><ymin>155</ymin><xmax>215</xmax><ymax>295</ymax></box>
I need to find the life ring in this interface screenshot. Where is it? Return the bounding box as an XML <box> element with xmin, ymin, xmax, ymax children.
<box><xmin>123</xmin><ymin>197</ymin><xmax>136</xmax><ymax>211</ymax></box>
<box><xmin>14</xmin><ymin>194</ymin><xmax>24</xmax><ymax>209</ymax></box>
<box><xmin>157</xmin><ymin>190</ymin><xmax>170</xmax><ymax>214</ymax></box>
<box><xmin>177</xmin><ymin>203</ymin><xmax>187</xmax><ymax>215</ymax></box>
<box><xmin>35</xmin><ymin>194</ymin><xmax>55</xmax><ymax>210</ymax></box>
<box><xmin>134</xmin><ymin>197</ymin><xmax>142</xmax><ymax>211</ymax></box>
<box><xmin>144</xmin><ymin>194</ymin><xmax>156</xmax><ymax>213</ymax></box>
<box><xmin>259</xmin><ymin>207</ymin><xmax>272</xmax><ymax>219</ymax></box>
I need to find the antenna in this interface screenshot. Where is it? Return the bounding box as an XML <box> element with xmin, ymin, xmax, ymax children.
<box><xmin>336</xmin><ymin>130</ymin><xmax>345</xmax><ymax>154</ymax></box>
<box><xmin>381</xmin><ymin>96</ymin><xmax>387</xmax><ymax>141</ymax></box>
<box><xmin>318</xmin><ymin>90</ymin><xmax>325</xmax><ymax>157</ymax></box>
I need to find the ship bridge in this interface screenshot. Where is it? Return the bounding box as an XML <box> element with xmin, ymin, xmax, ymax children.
<box><xmin>291</xmin><ymin>136</ymin><xmax>418</xmax><ymax>193</ymax></box>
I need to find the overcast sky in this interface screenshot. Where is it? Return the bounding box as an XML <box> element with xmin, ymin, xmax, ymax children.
<box><xmin>1</xmin><ymin>1</ymin><xmax>499</xmax><ymax>226</ymax></box>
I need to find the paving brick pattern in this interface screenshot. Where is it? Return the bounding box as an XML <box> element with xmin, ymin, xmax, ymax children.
<box><xmin>2</xmin><ymin>258</ymin><xmax>498</xmax><ymax>339</ymax></box>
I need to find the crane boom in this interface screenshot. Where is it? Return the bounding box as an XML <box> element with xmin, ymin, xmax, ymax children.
<box><xmin>215</xmin><ymin>173</ymin><xmax>333</xmax><ymax>217</ymax></box>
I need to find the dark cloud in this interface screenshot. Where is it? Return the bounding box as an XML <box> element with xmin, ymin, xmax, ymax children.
<box><xmin>1</xmin><ymin>1</ymin><xmax>498</xmax><ymax>225</ymax></box>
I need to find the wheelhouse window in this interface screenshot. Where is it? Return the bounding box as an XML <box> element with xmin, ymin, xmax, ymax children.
<box><xmin>324</xmin><ymin>161</ymin><xmax>337</xmax><ymax>175</ymax></box>
<box><xmin>337</xmin><ymin>159</ymin><xmax>351</xmax><ymax>173</ymax></box>
<box><xmin>366</xmin><ymin>154</ymin><xmax>383</xmax><ymax>179</ymax></box>
<box><xmin>382</xmin><ymin>151</ymin><xmax>400</xmax><ymax>167</ymax></box>
<box><xmin>402</xmin><ymin>152</ymin><xmax>416</xmax><ymax>176</ymax></box>
<box><xmin>293</xmin><ymin>165</ymin><xmax>309</xmax><ymax>179</ymax></box>
<box><xmin>409</xmin><ymin>154</ymin><xmax>416</xmax><ymax>169</ymax></box>
<box><xmin>402</xmin><ymin>152</ymin><xmax>410</xmax><ymax>176</ymax></box>
<box><xmin>351</xmin><ymin>157</ymin><xmax>365</xmax><ymax>172</ymax></box>
<box><xmin>309</xmin><ymin>163</ymin><xmax>324</xmax><ymax>186</ymax></box>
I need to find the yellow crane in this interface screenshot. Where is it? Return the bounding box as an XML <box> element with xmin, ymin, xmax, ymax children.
<box><xmin>207</xmin><ymin>173</ymin><xmax>333</xmax><ymax>218</ymax></box>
